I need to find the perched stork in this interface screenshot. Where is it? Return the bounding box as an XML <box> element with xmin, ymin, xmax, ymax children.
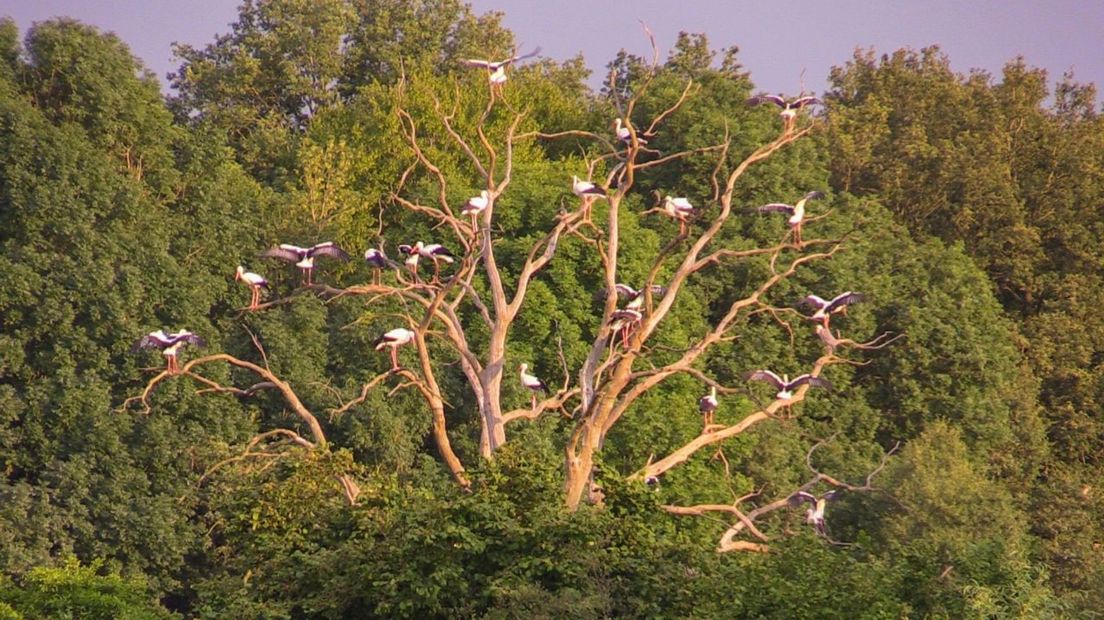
<box><xmin>613</xmin><ymin>118</ymin><xmax>653</xmax><ymax>146</ymax></box>
<box><xmin>373</xmin><ymin>328</ymin><xmax>415</xmax><ymax>371</ymax></box>
<box><xmin>572</xmin><ymin>175</ymin><xmax>607</xmax><ymax>199</ymax></box>
<box><xmin>132</xmin><ymin>329</ymin><xmax>206</xmax><ymax>374</ymax></box>
<box><xmin>262</xmin><ymin>242</ymin><xmax>350</xmax><ymax>285</ymax></box>
<box><xmin>519</xmin><ymin>363</ymin><xmax>550</xmax><ymax>409</ymax></box>
<box><xmin>363</xmin><ymin>248</ymin><xmax>400</xmax><ymax>285</ymax></box>
<box><xmin>699</xmin><ymin>386</ymin><xmax>718</xmax><ymax>428</ymax></box>
<box><xmin>234</xmin><ymin>265</ymin><xmax>269</xmax><ymax>310</ymax></box>
<box><xmin>460</xmin><ymin>47</ymin><xmax>541</xmax><ymax>87</ymax></box>
<box><xmin>462</xmin><ymin>190</ymin><xmax>490</xmax><ymax>219</ymax></box>
<box><xmin>663</xmin><ymin>196</ymin><xmax>695</xmax><ymax>235</ymax></box>
<box><xmin>789</xmin><ymin>490</ymin><xmax>842</xmax><ymax>535</ymax></box>
<box><xmin>608</xmin><ymin>308</ymin><xmax>644</xmax><ymax>349</ymax></box>
<box><xmin>744</xmin><ymin>370</ymin><xmax>831</xmax><ymax>402</ymax></box>
<box><xmin>399</xmin><ymin>242</ymin><xmax>454</xmax><ymax>281</ymax></box>
<box><xmin>799</xmin><ymin>291</ymin><xmax>864</xmax><ymax>327</ymax></box>
<box><xmin>747</xmin><ymin>94</ymin><xmax>821</xmax><ymax>133</ymax></box>
<box><xmin>752</xmin><ymin>191</ymin><xmax>825</xmax><ymax>246</ymax></box>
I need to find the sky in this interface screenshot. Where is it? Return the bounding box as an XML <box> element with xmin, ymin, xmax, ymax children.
<box><xmin>2</xmin><ymin>0</ymin><xmax>1102</xmax><ymax>100</ymax></box>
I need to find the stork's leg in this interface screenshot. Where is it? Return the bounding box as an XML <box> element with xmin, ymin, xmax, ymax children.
<box><xmin>530</xmin><ymin>393</ymin><xmax>537</xmax><ymax>410</ymax></box>
<box><xmin>794</xmin><ymin>223</ymin><xmax>803</xmax><ymax>247</ymax></box>
<box><xmin>390</xmin><ymin>347</ymin><xmax>399</xmax><ymax>372</ymax></box>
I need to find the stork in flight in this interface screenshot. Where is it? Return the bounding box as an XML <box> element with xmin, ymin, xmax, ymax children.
<box><xmin>747</xmin><ymin>94</ymin><xmax>821</xmax><ymax>133</ymax></box>
<box><xmin>519</xmin><ymin>363</ymin><xmax>550</xmax><ymax>409</ymax></box>
<box><xmin>262</xmin><ymin>242</ymin><xmax>350</xmax><ymax>285</ymax></box>
<box><xmin>460</xmin><ymin>47</ymin><xmax>541</xmax><ymax>88</ymax></box>
<box><xmin>373</xmin><ymin>328</ymin><xmax>415</xmax><ymax>371</ymax></box>
<box><xmin>751</xmin><ymin>190</ymin><xmax>825</xmax><ymax>246</ymax></box>
<box><xmin>744</xmin><ymin>370</ymin><xmax>831</xmax><ymax>405</ymax></box>
<box><xmin>132</xmin><ymin>329</ymin><xmax>206</xmax><ymax>374</ymax></box>
<box><xmin>364</xmin><ymin>247</ymin><xmax>400</xmax><ymax>285</ymax></box>
<box><xmin>798</xmin><ymin>291</ymin><xmax>864</xmax><ymax>327</ymax></box>
<box><xmin>789</xmin><ymin>490</ymin><xmax>841</xmax><ymax>535</ymax></box>
<box><xmin>699</xmin><ymin>386</ymin><xmax>719</xmax><ymax>429</ymax></box>
<box><xmin>234</xmin><ymin>265</ymin><xmax>269</xmax><ymax>310</ymax></box>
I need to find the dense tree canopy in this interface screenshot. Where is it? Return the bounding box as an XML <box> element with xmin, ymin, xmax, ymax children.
<box><xmin>1</xmin><ymin>4</ymin><xmax>1101</xmax><ymax>617</ymax></box>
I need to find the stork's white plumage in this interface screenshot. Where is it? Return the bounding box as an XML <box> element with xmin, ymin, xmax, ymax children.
<box><xmin>572</xmin><ymin>175</ymin><xmax>607</xmax><ymax>199</ymax></box>
<box><xmin>460</xmin><ymin>47</ymin><xmax>541</xmax><ymax>85</ymax></box>
<box><xmin>663</xmin><ymin>196</ymin><xmax>695</xmax><ymax>234</ymax></box>
<box><xmin>789</xmin><ymin>490</ymin><xmax>841</xmax><ymax>535</ymax></box>
<box><xmin>744</xmin><ymin>370</ymin><xmax>831</xmax><ymax>401</ymax></box>
<box><xmin>699</xmin><ymin>386</ymin><xmax>718</xmax><ymax>428</ymax></box>
<box><xmin>262</xmin><ymin>242</ymin><xmax>350</xmax><ymax>285</ymax></box>
<box><xmin>373</xmin><ymin>328</ymin><xmax>415</xmax><ymax>371</ymax></box>
<box><xmin>462</xmin><ymin>190</ymin><xmax>490</xmax><ymax>217</ymax></box>
<box><xmin>747</xmin><ymin>94</ymin><xmax>821</xmax><ymax>132</ymax></box>
<box><xmin>519</xmin><ymin>363</ymin><xmax>549</xmax><ymax>409</ymax></box>
<box><xmin>608</xmin><ymin>308</ymin><xmax>644</xmax><ymax>348</ymax></box>
<box><xmin>613</xmin><ymin>118</ymin><xmax>652</xmax><ymax>146</ymax></box>
<box><xmin>752</xmin><ymin>191</ymin><xmax>825</xmax><ymax>246</ymax></box>
<box><xmin>799</xmin><ymin>291</ymin><xmax>864</xmax><ymax>326</ymax></box>
<box><xmin>133</xmin><ymin>329</ymin><xmax>206</xmax><ymax>374</ymax></box>
<box><xmin>398</xmin><ymin>242</ymin><xmax>454</xmax><ymax>281</ymax></box>
<box><xmin>234</xmin><ymin>265</ymin><xmax>269</xmax><ymax>310</ymax></box>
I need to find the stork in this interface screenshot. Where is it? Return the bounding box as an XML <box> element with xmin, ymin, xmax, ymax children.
<box><xmin>752</xmin><ymin>190</ymin><xmax>825</xmax><ymax>246</ymax></box>
<box><xmin>262</xmin><ymin>242</ymin><xmax>350</xmax><ymax>285</ymax></box>
<box><xmin>613</xmin><ymin>118</ymin><xmax>653</xmax><ymax>146</ymax></box>
<box><xmin>662</xmin><ymin>196</ymin><xmax>695</xmax><ymax>235</ymax></box>
<box><xmin>744</xmin><ymin>370</ymin><xmax>831</xmax><ymax>403</ymax></box>
<box><xmin>608</xmin><ymin>308</ymin><xmax>644</xmax><ymax>349</ymax></box>
<box><xmin>799</xmin><ymin>291</ymin><xmax>864</xmax><ymax>327</ymax></box>
<box><xmin>398</xmin><ymin>242</ymin><xmax>454</xmax><ymax>281</ymax></box>
<box><xmin>572</xmin><ymin>175</ymin><xmax>607</xmax><ymax>199</ymax></box>
<box><xmin>363</xmin><ymin>248</ymin><xmax>400</xmax><ymax>285</ymax></box>
<box><xmin>747</xmin><ymin>94</ymin><xmax>821</xmax><ymax>133</ymax></box>
<box><xmin>462</xmin><ymin>190</ymin><xmax>490</xmax><ymax>220</ymax></box>
<box><xmin>699</xmin><ymin>386</ymin><xmax>718</xmax><ymax>429</ymax></box>
<box><xmin>132</xmin><ymin>329</ymin><xmax>206</xmax><ymax>374</ymax></box>
<box><xmin>519</xmin><ymin>363</ymin><xmax>550</xmax><ymax>409</ymax></box>
<box><xmin>234</xmin><ymin>265</ymin><xmax>269</xmax><ymax>310</ymax></box>
<box><xmin>460</xmin><ymin>47</ymin><xmax>541</xmax><ymax>88</ymax></box>
<box><xmin>373</xmin><ymin>328</ymin><xmax>415</xmax><ymax>371</ymax></box>
<box><xmin>789</xmin><ymin>490</ymin><xmax>841</xmax><ymax>535</ymax></box>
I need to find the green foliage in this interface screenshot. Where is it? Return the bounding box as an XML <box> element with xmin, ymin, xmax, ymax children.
<box><xmin>0</xmin><ymin>7</ymin><xmax>1098</xmax><ymax>618</ymax></box>
<box><xmin>0</xmin><ymin>558</ymin><xmax>175</xmax><ymax>619</ymax></box>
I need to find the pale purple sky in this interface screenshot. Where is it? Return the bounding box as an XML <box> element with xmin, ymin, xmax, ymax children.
<box><xmin>2</xmin><ymin>0</ymin><xmax>1102</xmax><ymax>101</ymax></box>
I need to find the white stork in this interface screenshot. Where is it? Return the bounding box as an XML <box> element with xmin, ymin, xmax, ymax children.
<box><xmin>262</xmin><ymin>242</ymin><xmax>350</xmax><ymax>285</ymax></box>
<box><xmin>663</xmin><ymin>196</ymin><xmax>695</xmax><ymax>235</ymax></box>
<box><xmin>613</xmin><ymin>118</ymin><xmax>654</xmax><ymax>146</ymax></box>
<box><xmin>519</xmin><ymin>363</ymin><xmax>550</xmax><ymax>409</ymax></box>
<box><xmin>363</xmin><ymin>248</ymin><xmax>400</xmax><ymax>285</ymax></box>
<box><xmin>752</xmin><ymin>190</ymin><xmax>825</xmax><ymax>246</ymax></box>
<box><xmin>234</xmin><ymin>265</ymin><xmax>269</xmax><ymax>310</ymax></box>
<box><xmin>608</xmin><ymin>308</ymin><xmax>644</xmax><ymax>349</ymax></box>
<box><xmin>132</xmin><ymin>329</ymin><xmax>206</xmax><ymax>374</ymax></box>
<box><xmin>799</xmin><ymin>291</ymin><xmax>864</xmax><ymax>327</ymax></box>
<box><xmin>373</xmin><ymin>328</ymin><xmax>415</xmax><ymax>371</ymax></box>
<box><xmin>789</xmin><ymin>490</ymin><xmax>842</xmax><ymax>535</ymax></box>
<box><xmin>460</xmin><ymin>47</ymin><xmax>541</xmax><ymax>87</ymax></box>
<box><xmin>399</xmin><ymin>242</ymin><xmax>454</xmax><ymax>281</ymax></box>
<box><xmin>744</xmin><ymin>370</ymin><xmax>831</xmax><ymax>402</ymax></box>
<box><xmin>462</xmin><ymin>190</ymin><xmax>490</xmax><ymax>218</ymax></box>
<box><xmin>747</xmin><ymin>94</ymin><xmax>821</xmax><ymax>133</ymax></box>
<box><xmin>699</xmin><ymin>386</ymin><xmax>718</xmax><ymax>428</ymax></box>
<box><xmin>572</xmin><ymin>175</ymin><xmax>607</xmax><ymax>199</ymax></box>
